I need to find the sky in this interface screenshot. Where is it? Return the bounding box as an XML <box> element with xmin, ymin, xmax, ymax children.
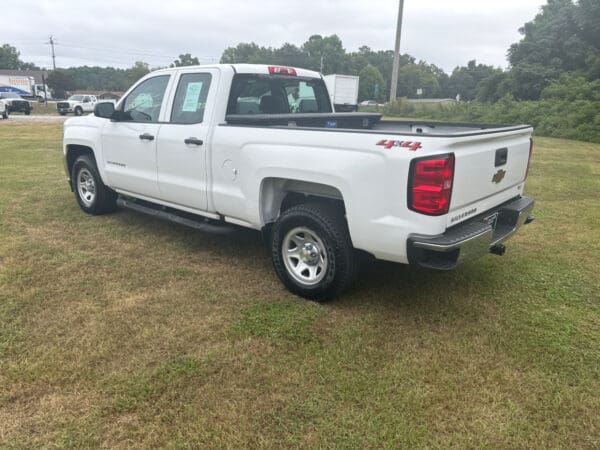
<box><xmin>5</xmin><ymin>0</ymin><xmax>546</xmax><ymax>73</ymax></box>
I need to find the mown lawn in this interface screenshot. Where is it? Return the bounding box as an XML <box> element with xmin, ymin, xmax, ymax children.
<box><xmin>0</xmin><ymin>122</ymin><xmax>598</xmax><ymax>448</ymax></box>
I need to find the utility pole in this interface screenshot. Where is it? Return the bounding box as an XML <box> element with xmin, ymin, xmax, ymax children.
<box><xmin>389</xmin><ymin>0</ymin><xmax>405</xmax><ymax>102</ymax></box>
<box><xmin>320</xmin><ymin>54</ymin><xmax>324</xmax><ymax>73</ymax></box>
<box><xmin>48</xmin><ymin>35</ymin><xmax>56</xmax><ymax>70</ymax></box>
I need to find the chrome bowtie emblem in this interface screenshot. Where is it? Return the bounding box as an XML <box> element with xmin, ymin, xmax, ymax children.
<box><xmin>492</xmin><ymin>169</ymin><xmax>506</xmax><ymax>183</ymax></box>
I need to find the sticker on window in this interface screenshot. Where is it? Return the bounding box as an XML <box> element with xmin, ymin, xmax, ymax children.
<box><xmin>182</xmin><ymin>82</ymin><xmax>203</xmax><ymax>112</ymax></box>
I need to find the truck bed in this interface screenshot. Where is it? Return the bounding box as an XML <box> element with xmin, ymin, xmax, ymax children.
<box><xmin>224</xmin><ymin>112</ymin><xmax>531</xmax><ymax>137</ymax></box>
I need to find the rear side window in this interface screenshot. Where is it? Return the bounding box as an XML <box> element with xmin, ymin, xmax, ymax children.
<box><xmin>170</xmin><ymin>73</ymin><xmax>212</xmax><ymax>124</ymax></box>
<box><xmin>227</xmin><ymin>74</ymin><xmax>332</xmax><ymax>115</ymax></box>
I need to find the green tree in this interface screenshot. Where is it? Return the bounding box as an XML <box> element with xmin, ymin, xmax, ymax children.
<box><xmin>46</xmin><ymin>69</ymin><xmax>75</xmax><ymax>99</ymax></box>
<box><xmin>301</xmin><ymin>35</ymin><xmax>348</xmax><ymax>74</ymax></box>
<box><xmin>445</xmin><ymin>60</ymin><xmax>502</xmax><ymax>100</ymax></box>
<box><xmin>171</xmin><ymin>53</ymin><xmax>200</xmax><ymax>67</ymax></box>
<box><xmin>397</xmin><ymin>61</ymin><xmax>442</xmax><ymax>98</ymax></box>
<box><xmin>125</xmin><ymin>61</ymin><xmax>150</xmax><ymax>85</ymax></box>
<box><xmin>0</xmin><ymin>43</ymin><xmax>39</xmax><ymax>70</ymax></box>
<box><xmin>507</xmin><ymin>0</ymin><xmax>600</xmax><ymax>97</ymax></box>
<box><xmin>476</xmin><ymin>72</ymin><xmax>511</xmax><ymax>102</ymax></box>
<box><xmin>358</xmin><ymin>64</ymin><xmax>385</xmax><ymax>102</ymax></box>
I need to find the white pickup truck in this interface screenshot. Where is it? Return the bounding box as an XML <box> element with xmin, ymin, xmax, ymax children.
<box><xmin>62</xmin><ymin>64</ymin><xmax>535</xmax><ymax>300</ymax></box>
<box><xmin>57</xmin><ymin>94</ymin><xmax>100</xmax><ymax>116</ymax></box>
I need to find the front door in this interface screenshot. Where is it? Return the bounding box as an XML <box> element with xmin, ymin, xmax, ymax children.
<box><xmin>101</xmin><ymin>75</ymin><xmax>170</xmax><ymax>198</ymax></box>
<box><xmin>156</xmin><ymin>71</ymin><xmax>216</xmax><ymax>211</ymax></box>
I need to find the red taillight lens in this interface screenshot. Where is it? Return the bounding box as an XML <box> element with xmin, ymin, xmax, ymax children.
<box><xmin>525</xmin><ymin>138</ymin><xmax>533</xmax><ymax>179</ymax></box>
<box><xmin>268</xmin><ymin>66</ymin><xmax>297</xmax><ymax>76</ymax></box>
<box><xmin>408</xmin><ymin>154</ymin><xmax>455</xmax><ymax>215</ymax></box>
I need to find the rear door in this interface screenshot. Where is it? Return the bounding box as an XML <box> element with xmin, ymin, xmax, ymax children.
<box><xmin>101</xmin><ymin>74</ymin><xmax>171</xmax><ymax>198</ymax></box>
<box><xmin>156</xmin><ymin>69</ymin><xmax>218</xmax><ymax>211</ymax></box>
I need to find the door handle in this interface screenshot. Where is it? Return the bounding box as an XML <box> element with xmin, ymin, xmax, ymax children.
<box><xmin>139</xmin><ymin>133</ymin><xmax>154</xmax><ymax>141</ymax></box>
<box><xmin>184</xmin><ymin>137</ymin><xmax>204</xmax><ymax>146</ymax></box>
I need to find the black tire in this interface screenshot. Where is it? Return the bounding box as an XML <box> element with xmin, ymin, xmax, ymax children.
<box><xmin>24</xmin><ymin>110</ymin><xmax>31</xmax><ymax>115</ymax></box>
<box><xmin>271</xmin><ymin>202</ymin><xmax>357</xmax><ymax>301</ymax></box>
<box><xmin>71</xmin><ymin>155</ymin><xmax>117</xmax><ymax>215</ymax></box>
<box><xmin>74</xmin><ymin>106</ymin><xmax>83</xmax><ymax>116</ymax></box>
<box><xmin>59</xmin><ymin>112</ymin><xmax>67</xmax><ymax>116</ymax></box>
<box><xmin>1</xmin><ymin>110</ymin><xmax>7</xmax><ymax>119</ymax></box>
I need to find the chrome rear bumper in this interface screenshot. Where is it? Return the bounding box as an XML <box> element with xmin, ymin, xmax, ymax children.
<box><xmin>408</xmin><ymin>196</ymin><xmax>535</xmax><ymax>270</ymax></box>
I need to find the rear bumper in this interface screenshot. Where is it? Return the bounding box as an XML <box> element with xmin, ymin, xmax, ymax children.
<box><xmin>407</xmin><ymin>196</ymin><xmax>535</xmax><ymax>270</ymax></box>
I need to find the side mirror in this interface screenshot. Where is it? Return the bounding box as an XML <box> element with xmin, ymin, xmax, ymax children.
<box><xmin>94</xmin><ymin>102</ymin><xmax>115</xmax><ymax>119</ymax></box>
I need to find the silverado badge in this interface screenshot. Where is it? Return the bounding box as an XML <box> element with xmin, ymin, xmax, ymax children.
<box><xmin>492</xmin><ymin>169</ymin><xmax>506</xmax><ymax>183</ymax></box>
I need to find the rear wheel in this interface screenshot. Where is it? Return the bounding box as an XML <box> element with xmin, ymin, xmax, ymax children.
<box><xmin>24</xmin><ymin>109</ymin><xmax>31</xmax><ymax>115</ymax></box>
<box><xmin>72</xmin><ymin>155</ymin><xmax>117</xmax><ymax>215</ymax></box>
<box><xmin>271</xmin><ymin>202</ymin><xmax>357</xmax><ymax>301</ymax></box>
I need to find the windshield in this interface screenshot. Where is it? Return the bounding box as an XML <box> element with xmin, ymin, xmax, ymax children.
<box><xmin>1</xmin><ymin>92</ymin><xmax>21</xmax><ymax>99</ymax></box>
<box><xmin>68</xmin><ymin>95</ymin><xmax>85</xmax><ymax>101</ymax></box>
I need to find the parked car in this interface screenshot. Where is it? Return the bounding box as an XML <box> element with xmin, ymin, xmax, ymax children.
<box><xmin>62</xmin><ymin>64</ymin><xmax>535</xmax><ymax>300</ymax></box>
<box><xmin>359</xmin><ymin>100</ymin><xmax>379</xmax><ymax>107</ymax></box>
<box><xmin>57</xmin><ymin>95</ymin><xmax>99</xmax><ymax>116</ymax></box>
<box><xmin>0</xmin><ymin>92</ymin><xmax>32</xmax><ymax>115</ymax></box>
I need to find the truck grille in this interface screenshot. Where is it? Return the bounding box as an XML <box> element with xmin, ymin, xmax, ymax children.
<box><xmin>57</xmin><ymin>102</ymin><xmax>70</xmax><ymax>109</ymax></box>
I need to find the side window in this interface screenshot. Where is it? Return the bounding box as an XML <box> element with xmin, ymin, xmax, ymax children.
<box><xmin>170</xmin><ymin>73</ymin><xmax>212</xmax><ymax>124</ymax></box>
<box><xmin>122</xmin><ymin>75</ymin><xmax>170</xmax><ymax>122</ymax></box>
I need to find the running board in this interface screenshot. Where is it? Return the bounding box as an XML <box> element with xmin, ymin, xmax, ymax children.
<box><xmin>117</xmin><ymin>197</ymin><xmax>235</xmax><ymax>235</ymax></box>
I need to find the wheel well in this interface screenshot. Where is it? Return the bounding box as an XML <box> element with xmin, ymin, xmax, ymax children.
<box><xmin>260</xmin><ymin>178</ymin><xmax>346</xmax><ymax>227</ymax></box>
<box><xmin>66</xmin><ymin>145</ymin><xmax>96</xmax><ymax>186</ymax></box>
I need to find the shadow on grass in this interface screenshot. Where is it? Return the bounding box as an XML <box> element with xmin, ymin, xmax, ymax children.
<box><xmin>111</xmin><ymin>207</ymin><xmax>498</xmax><ymax>324</ymax></box>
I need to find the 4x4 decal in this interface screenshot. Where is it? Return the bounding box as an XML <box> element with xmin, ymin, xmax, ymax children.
<box><xmin>376</xmin><ymin>139</ymin><xmax>422</xmax><ymax>151</ymax></box>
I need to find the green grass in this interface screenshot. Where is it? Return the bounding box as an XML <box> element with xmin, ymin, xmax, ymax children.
<box><xmin>0</xmin><ymin>123</ymin><xmax>598</xmax><ymax>448</ymax></box>
<box><xmin>28</xmin><ymin>101</ymin><xmax>59</xmax><ymax>115</ymax></box>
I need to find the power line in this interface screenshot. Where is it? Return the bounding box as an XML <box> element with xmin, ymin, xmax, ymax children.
<box><xmin>56</xmin><ymin>42</ymin><xmax>179</xmax><ymax>60</ymax></box>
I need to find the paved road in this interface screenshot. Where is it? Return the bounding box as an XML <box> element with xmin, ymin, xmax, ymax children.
<box><xmin>1</xmin><ymin>114</ymin><xmax>68</xmax><ymax>123</ymax></box>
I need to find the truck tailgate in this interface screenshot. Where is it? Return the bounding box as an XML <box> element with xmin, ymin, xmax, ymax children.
<box><xmin>447</xmin><ymin>129</ymin><xmax>532</xmax><ymax>226</ymax></box>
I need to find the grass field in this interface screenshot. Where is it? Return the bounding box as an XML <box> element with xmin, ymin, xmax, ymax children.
<box><xmin>27</xmin><ymin>101</ymin><xmax>58</xmax><ymax>115</ymax></box>
<box><xmin>0</xmin><ymin>122</ymin><xmax>599</xmax><ymax>448</ymax></box>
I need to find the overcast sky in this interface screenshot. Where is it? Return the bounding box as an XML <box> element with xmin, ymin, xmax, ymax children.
<box><xmin>5</xmin><ymin>0</ymin><xmax>545</xmax><ymax>73</ymax></box>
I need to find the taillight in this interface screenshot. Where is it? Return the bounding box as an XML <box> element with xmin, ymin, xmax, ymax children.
<box><xmin>408</xmin><ymin>154</ymin><xmax>455</xmax><ymax>215</ymax></box>
<box><xmin>525</xmin><ymin>138</ymin><xmax>533</xmax><ymax>179</ymax></box>
<box><xmin>268</xmin><ymin>66</ymin><xmax>297</xmax><ymax>76</ymax></box>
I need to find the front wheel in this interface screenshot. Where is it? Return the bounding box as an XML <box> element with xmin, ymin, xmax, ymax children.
<box><xmin>72</xmin><ymin>155</ymin><xmax>117</xmax><ymax>215</ymax></box>
<box><xmin>1</xmin><ymin>110</ymin><xmax>7</xmax><ymax>119</ymax></box>
<box><xmin>271</xmin><ymin>202</ymin><xmax>357</xmax><ymax>301</ymax></box>
<box><xmin>24</xmin><ymin>110</ymin><xmax>31</xmax><ymax>115</ymax></box>
<box><xmin>74</xmin><ymin>106</ymin><xmax>83</xmax><ymax>116</ymax></box>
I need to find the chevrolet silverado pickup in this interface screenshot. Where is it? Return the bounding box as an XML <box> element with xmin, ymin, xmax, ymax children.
<box><xmin>62</xmin><ymin>64</ymin><xmax>535</xmax><ymax>300</ymax></box>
